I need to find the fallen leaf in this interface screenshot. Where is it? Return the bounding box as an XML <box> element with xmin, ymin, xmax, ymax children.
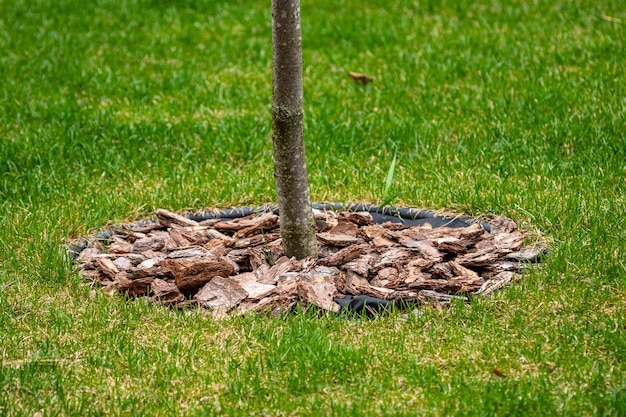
<box><xmin>348</xmin><ymin>71</ymin><xmax>375</xmax><ymax>85</ymax></box>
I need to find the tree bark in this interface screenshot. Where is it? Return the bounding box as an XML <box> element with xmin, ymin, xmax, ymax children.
<box><xmin>271</xmin><ymin>0</ymin><xmax>318</xmax><ymax>259</ymax></box>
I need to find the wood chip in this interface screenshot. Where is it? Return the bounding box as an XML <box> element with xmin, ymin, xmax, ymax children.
<box><xmin>257</xmin><ymin>257</ymin><xmax>302</xmax><ymax>284</ymax></box>
<box><xmin>456</xmin><ymin>249</ymin><xmax>500</xmax><ymax>267</ymax></box>
<box><xmin>317</xmin><ymin>232</ymin><xmax>363</xmax><ymax>247</ymax></box>
<box><xmin>155</xmin><ymin>208</ymin><xmax>199</xmax><ymax>228</ymax></box>
<box><xmin>449</xmin><ymin>261</ymin><xmax>484</xmax><ymax>292</ymax></box>
<box><xmin>478</xmin><ymin>271</ymin><xmax>516</xmax><ymax>296</ymax></box>
<box><xmin>123</xmin><ymin>222</ymin><xmax>163</xmax><ymax>234</ymax></box>
<box><xmin>370</xmin><ymin>267</ymin><xmax>401</xmax><ymax>288</ymax></box>
<box><xmin>372</xmin><ymin>236</ymin><xmax>397</xmax><ymax>248</ymax></box>
<box><xmin>372</xmin><ymin>248</ymin><xmax>412</xmax><ymax>272</ymax></box>
<box><xmin>214</xmin><ymin>212</ymin><xmax>279</xmax><ymax>234</ymax></box>
<box><xmin>167</xmin><ymin>247</ymin><xmax>209</xmax><ymax>258</ymax></box>
<box><xmin>344</xmin><ymin>270</ymin><xmax>395</xmax><ymax>299</ymax></box>
<box><xmin>343</xmin><ymin>253</ymin><xmax>374</xmax><ymax>276</ymax></box>
<box><xmin>127</xmin><ymin>265</ymin><xmax>172</xmax><ymax>280</ymax></box>
<box><xmin>405</xmin><ymin>240</ymin><xmax>444</xmax><ymax>262</ymax></box>
<box><xmin>339</xmin><ymin>211</ymin><xmax>374</xmax><ymax>226</ymax></box>
<box><xmin>168</xmin><ymin>228</ymin><xmax>192</xmax><ymax>248</ymax></box>
<box><xmin>400</xmin><ymin>259</ymin><xmax>432</xmax><ymax>284</ymax></box>
<box><xmin>247</xmin><ymin>293</ymin><xmax>298</xmax><ymax>315</ymax></box>
<box><xmin>93</xmin><ymin>258</ymin><xmax>119</xmax><ymax>279</ymax></box>
<box><xmin>194</xmin><ymin>276</ymin><xmax>248</xmax><ymax>309</ymax></box>
<box><xmin>108</xmin><ymin>239</ymin><xmax>134</xmax><ymax>254</ymax></box>
<box><xmin>490</xmin><ymin>216</ymin><xmax>518</xmax><ymax>234</ymax></box>
<box><xmin>303</xmin><ymin>265</ymin><xmax>341</xmax><ymax>282</ymax></box>
<box><xmin>116</xmin><ymin>272</ymin><xmax>154</xmax><ymax>296</ymax></box>
<box><xmin>203</xmin><ymin>228</ymin><xmax>234</xmax><ymax>242</ymax></box>
<box><xmin>239</xmin><ymin>281</ymin><xmax>276</xmax><ymax>300</ymax></box>
<box><xmin>318</xmin><ymin>243</ymin><xmax>369</xmax><ymax>267</ymax></box>
<box><xmin>163</xmin><ymin>257</ymin><xmax>236</xmax><ymax>291</ymax></box>
<box><xmin>494</xmin><ymin>231</ymin><xmax>524</xmax><ymax>253</ymax></box>
<box><xmin>329</xmin><ymin>221</ymin><xmax>360</xmax><ymax>236</ymax></box>
<box><xmin>112</xmin><ymin>257</ymin><xmax>134</xmax><ymax>272</ymax></box>
<box><xmin>432</xmin><ymin>237</ymin><xmax>468</xmax><ymax>255</ymax></box>
<box><xmin>380</xmin><ymin>221</ymin><xmax>408</xmax><ymax>231</ymax></box>
<box><xmin>361</xmin><ymin>224</ymin><xmax>387</xmax><ymax>240</ymax></box>
<box><xmin>247</xmin><ymin>248</ymin><xmax>271</xmax><ymax>271</ymax></box>
<box><xmin>298</xmin><ymin>276</ymin><xmax>340</xmax><ymax>312</ymax></box>
<box><xmin>429</xmin><ymin>262</ymin><xmax>455</xmax><ymax>280</ymax></box>
<box><xmin>131</xmin><ymin>231</ymin><xmax>170</xmax><ymax>253</ymax></box>
<box><xmin>150</xmin><ymin>278</ymin><xmax>184</xmax><ymax>304</ymax></box>
<box><xmin>233</xmin><ymin>232</ymin><xmax>281</xmax><ymax>249</ymax></box>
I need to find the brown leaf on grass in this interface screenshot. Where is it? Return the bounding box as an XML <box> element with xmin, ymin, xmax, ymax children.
<box><xmin>348</xmin><ymin>71</ymin><xmax>375</xmax><ymax>85</ymax></box>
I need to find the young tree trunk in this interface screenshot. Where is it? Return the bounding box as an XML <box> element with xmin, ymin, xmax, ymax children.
<box><xmin>271</xmin><ymin>0</ymin><xmax>318</xmax><ymax>260</ymax></box>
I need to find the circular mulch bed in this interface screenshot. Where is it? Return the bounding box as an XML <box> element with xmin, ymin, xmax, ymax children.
<box><xmin>71</xmin><ymin>204</ymin><xmax>546</xmax><ymax>316</ymax></box>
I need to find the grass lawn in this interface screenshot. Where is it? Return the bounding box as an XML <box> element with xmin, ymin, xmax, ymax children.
<box><xmin>1</xmin><ymin>0</ymin><xmax>625</xmax><ymax>415</ymax></box>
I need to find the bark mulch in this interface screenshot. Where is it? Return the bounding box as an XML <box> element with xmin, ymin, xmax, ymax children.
<box><xmin>72</xmin><ymin>207</ymin><xmax>546</xmax><ymax>316</ymax></box>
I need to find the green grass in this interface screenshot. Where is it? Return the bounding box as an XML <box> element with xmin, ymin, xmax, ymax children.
<box><xmin>1</xmin><ymin>0</ymin><xmax>625</xmax><ymax>415</ymax></box>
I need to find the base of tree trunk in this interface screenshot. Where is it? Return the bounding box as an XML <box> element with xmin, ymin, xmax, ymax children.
<box><xmin>70</xmin><ymin>205</ymin><xmax>547</xmax><ymax>317</ymax></box>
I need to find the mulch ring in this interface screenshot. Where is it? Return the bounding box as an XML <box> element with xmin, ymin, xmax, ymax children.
<box><xmin>70</xmin><ymin>204</ymin><xmax>547</xmax><ymax>316</ymax></box>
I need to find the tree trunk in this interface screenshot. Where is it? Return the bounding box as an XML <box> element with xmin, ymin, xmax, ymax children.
<box><xmin>271</xmin><ymin>0</ymin><xmax>318</xmax><ymax>260</ymax></box>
